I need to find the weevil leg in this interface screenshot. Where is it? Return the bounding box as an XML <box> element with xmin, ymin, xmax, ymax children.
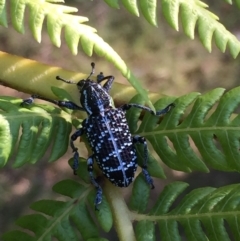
<box><xmin>133</xmin><ymin>135</ymin><xmax>154</xmax><ymax>189</ymax></box>
<box><xmin>155</xmin><ymin>103</ymin><xmax>175</xmax><ymax>116</ymax></box>
<box><xmin>97</xmin><ymin>72</ymin><xmax>105</xmax><ymax>83</ymax></box>
<box><xmin>97</xmin><ymin>72</ymin><xmax>115</xmax><ymax>93</ymax></box>
<box><xmin>70</xmin><ymin>128</ymin><xmax>84</xmax><ymax>175</ymax></box>
<box><xmin>21</xmin><ymin>94</ymin><xmax>84</xmax><ymax>111</ymax></box>
<box><xmin>121</xmin><ymin>102</ymin><xmax>175</xmax><ymax>116</ymax></box>
<box><xmin>87</xmin><ymin>155</ymin><xmax>103</xmax><ymax>210</ymax></box>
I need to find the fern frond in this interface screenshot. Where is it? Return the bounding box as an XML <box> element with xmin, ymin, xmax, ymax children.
<box><xmin>0</xmin><ymin>96</ymin><xmax>72</xmax><ymax>168</ymax></box>
<box><xmin>3</xmin><ymin>176</ymin><xmax>240</xmax><ymax>241</ymax></box>
<box><xmin>4</xmin><ymin>1</ymin><xmax>154</xmax><ymax>109</ymax></box>
<box><xmin>2</xmin><ymin>86</ymin><xmax>240</xmax><ymax>174</ymax></box>
<box><xmin>137</xmin><ymin>87</ymin><xmax>240</xmax><ymax>173</ymax></box>
<box><xmin>104</xmin><ymin>0</ymin><xmax>158</xmax><ymax>26</ymax></box>
<box><xmin>2</xmin><ymin>179</ymin><xmax>112</xmax><ymax>241</ymax></box>
<box><xmin>154</xmin><ymin>182</ymin><xmax>240</xmax><ymax>241</ymax></box>
<box><xmin>131</xmin><ymin>178</ymin><xmax>240</xmax><ymax>241</ymax></box>
<box><xmin>162</xmin><ymin>0</ymin><xmax>240</xmax><ymax>57</ymax></box>
<box><xmin>103</xmin><ymin>0</ymin><xmax>240</xmax><ymax>58</ymax></box>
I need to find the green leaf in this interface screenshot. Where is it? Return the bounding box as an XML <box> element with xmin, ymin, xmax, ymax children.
<box><xmin>162</xmin><ymin>0</ymin><xmax>180</xmax><ymax>30</ymax></box>
<box><xmin>16</xmin><ymin>214</ymin><xmax>50</xmax><ymax>233</ymax></box>
<box><xmin>104</xmin><ymin>0</ymin><xmax>119</xmax><ymax>8</ymax></box>
<box><xmin>2</xmin><ymin>230</ymin><xmax>35</xmax><ymax>241</ymax></box>
<box><xmin>139</xmin><ymin>0</ymin><xmax>157</xmax><ymax>26</ymax></box>
<box><xmin>4</xmin><ymin>180</ymin><xmax>240</xmax><ymax>240</ymax></box>
<box><xmin>70</xmin><ymin>201</ymin><xmax>100</xmax><ymax>240</ymax></box>
<box><xmin>150</xmin><ymin>182</ymin><xmax>189</xmax><ymax>215</ymax></box>
<box><xmin>52</xmin><ymin>179</ymin><xmax>87</xmax><ymax>198</ymax></box>
<box><xmin>135</xmin><ymin>87</ymin><xmax>240</xmax><ymax>173</ymax></box>
<box><xmin>136</xmin><ymin>145</ymin><xmax>166</xmax><ymax>179</ymax></box>
<box><xmin>162</xmin><ymin>0</ymin><xmax>240</xmax><ymax>57</ymax></box>
<box><xmin>236</xmin><ymin>0</ymin><xmax>240</xmax><ymax>8</ymax></box>
<box><xmin>135</xmin><ymin>220</ymin><xmax>155</xmax><ymax>241</ymax></box>
<box><xmin>121</xmin><ymin>0</ymin><xmax>139</xmax><ymax>16</ymax></box>
<box><xmin>224</xmin><ymin>0</ymin><xmax>232</xmax><ymax>4</ymax></box>
<box><xmin>31</xmin><ymin>200</ymin><xmax>70</xmax><ymax>217</ymax></box>
<box><xmin>129</xmin><ymin>175</ymin><xmax>150</xmax><ymax>212</ymax></box>
<box><xmin>11</xmin><ymin>0</ymin><xmax>26</xmax><ymax>33</ymax></box>
<box><xmin>0</xmin><ymin>97</ymin><xmax>72</xmax><ymax>168</ymax></box>
<box><xmin>3</xmin><ymin>179</ymin><xmax>105</xmax><ymax>241</ymax></box>
<box><xmin>88</xmin><ymin>191</ymin><xmax>113</xmax><ymax>232</ymax></box>
<box><xmin>153</xmin><ymin>183</ymin><xmax>240</xmax><ymax>240</ymax></box>
<box><xmin>180</xmin><ymin>2</ymin><xmax>198</xmax><ymax>39</ymax></box>
<box><xmin>0</xmin><ymin>0</ymin><xmax>7</xmax><ymax>27</ymax></box>
<box><xmin>49</xmin><ymin>113</ymin><xmax>72</xmax><ymax>162</ymax></box>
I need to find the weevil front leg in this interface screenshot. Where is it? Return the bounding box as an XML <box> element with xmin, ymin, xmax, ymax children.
<box><xmin>121</xmin><ymin>102</ymin><xmax>175</xmax><ymax>116</ymax></box>
<box><xmin>21</xmin><ymin>94</ymin><xmax>84</xmax><ymax>111</ymax></box>
<box><xmin>133</xmin><ymin>135</ymin><xmax>154</xmax><ymax>189</ymax></box>
<box><xmin>87</xmin><ymin>155</ymin><xmax>103</xmax><ymax>211</ymax></box>
<box><xmin>97</xmin><ymin>72</ymin><xmax>114</xmax><ymax>93</ymax></box>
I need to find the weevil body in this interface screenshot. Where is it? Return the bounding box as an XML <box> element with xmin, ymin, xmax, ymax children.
<box><xmin>83</xmin><ymin>108</ymin><xmax>138</xmax><ymax>187</ymax></box>
<box><xmin>22</xmin><ymin>63</ymin><xmax>175</xmax><ymax>210</ymax></box>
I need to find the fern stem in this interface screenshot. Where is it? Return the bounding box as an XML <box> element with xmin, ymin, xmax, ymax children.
<box><xmin>104</xmin><ymin>181</ymin><xmax>136</xmax><ymax>241</ymax></box>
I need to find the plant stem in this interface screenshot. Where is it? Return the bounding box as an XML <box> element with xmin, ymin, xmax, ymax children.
<box><xmin>105</xmin><ymin>181</ymin><xmax>136</xmax><ymax>241</ymax></box>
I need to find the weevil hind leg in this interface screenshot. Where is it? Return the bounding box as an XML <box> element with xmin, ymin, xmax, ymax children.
<box><xmin>87</xmin><ymin>155</ymin><xmax>103</xmax><ymax>210</ymax></box>
<box><xmin>133</xmin><ymin>135</ymin><xmax>154</xmax><ymax>189</ymax></box>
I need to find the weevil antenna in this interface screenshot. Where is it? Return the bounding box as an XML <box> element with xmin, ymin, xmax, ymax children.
<box><xmin>56</xmin><ymin>63</ymin><xmax>95</xmax><ymax>84</ymax></box>
<box><xmin>56</xmin><ymin>76</ymin><xmax>77</xmax><ymax>84</ymax></box>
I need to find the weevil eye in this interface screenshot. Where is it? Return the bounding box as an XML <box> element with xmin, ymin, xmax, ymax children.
<box><xmin>77</xmin><ymin>80</ymin><xmax>86</xmax><ymax>90</ymax></box>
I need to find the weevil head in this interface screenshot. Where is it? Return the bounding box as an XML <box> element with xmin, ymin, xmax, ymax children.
<box><xmin>77</xmin><ymin>79</ymin><xmax>113</xmax><ymax>115</ymax></box>
<box><xmin>56</xmin><ymin>62</ymin><xmax>113</xmax><ymax>115</ymax></box>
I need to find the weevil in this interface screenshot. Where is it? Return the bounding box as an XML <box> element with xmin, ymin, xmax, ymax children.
<box><xmin>22</xmin><ymin>63</ymin><xmax>175</xmax><ymax>210</ymax></box>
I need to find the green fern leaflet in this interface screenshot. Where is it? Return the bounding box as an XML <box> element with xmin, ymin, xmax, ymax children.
<box><xmin>0</xmin><ymin>96</ymin><xmax>72</xmax><ymax>168</ymax></box>
<box><xmin>137</xmin><ymin>87</ymin><xmax>240</xmax><ymax>173</ymax></box>
<box><xmin>2</xmin><ymin>178</ymin><xmax>240</xmax><ymax>241</ymax></box>
<box><xmin>103</xmin><ymin>0</ymin><xmax>240</xmax><ymax>58</ymax></box>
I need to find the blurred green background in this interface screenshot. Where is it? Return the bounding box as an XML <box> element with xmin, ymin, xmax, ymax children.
<box><xmin>1</xmin><ymin>0</ymin><xmax>240</xmax><ymax>239</ymax></box>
